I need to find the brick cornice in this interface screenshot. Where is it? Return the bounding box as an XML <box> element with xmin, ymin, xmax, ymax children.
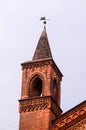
<box><xmin>66</xmin><ymin>116</ymin><xmax>86</xmax><ymax>130</ymax></box>
<box><xmin>52</xmin><ymin>100</ymin><xmax>86</xmax><ymax>129</ymax></box>
<box><xmin>21</xmin><ymin>58</ymin><xmax>63</xmax><ymax>80</ymax></box>
<box><xmin>21</xmin><ymin>58</ymin><xmax>52</xmax><ymax>68</ymax></box>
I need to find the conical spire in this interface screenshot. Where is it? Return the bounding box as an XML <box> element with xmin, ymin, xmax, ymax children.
<box><xmin>32</xmin><ymin>26</ymin><xmax>52</xmax><ymax>60</ymax></box>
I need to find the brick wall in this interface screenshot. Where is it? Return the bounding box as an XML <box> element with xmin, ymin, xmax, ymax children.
<box><xmin>19</xmin><ymin>109</ymin><xmax>51</xmax><ymax>130</ymax></box>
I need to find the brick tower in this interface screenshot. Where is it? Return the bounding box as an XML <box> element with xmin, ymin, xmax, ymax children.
<box><xmin>19</xmin><ymin>26</ymin><xmax>63</xmax><ymax>130</ymax></box>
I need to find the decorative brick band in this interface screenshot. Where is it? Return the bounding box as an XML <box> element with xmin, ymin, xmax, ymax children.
<box><xmin>21</xmin><ymin>58</ymin><xmax>52</xmax><ymax>70</ymax></box>
<box><xmin>67</xmin><ymin>118</ymin><xmax>86</xmax><ymax>130</ymax></box>
<box><xmin>19</xmin><ymin>96</ymin><xmax>62</xmax><ymax>115</ymax></box>
<box><xmin>20</xmin><ymin>102</ymin><xmax>48</xmax><ymax>112</ymax></box>
<box><xmin>51</xmin><ymin>100</ymin><xmax>62</xmax><ymax>116</ymax></box>
<box><xmin>19</xmin><ymin>96</ymin><xmax>50</xmax><ymax>113</ymax></box>
<box><xmin>21</xmin><ymin>58</ymin><xmax>63</xmax><ymax>80</ymax></box>
<box><xmin>53</xmin><ymin>106</ymin><xmax>86</xmax><ymax>130</ymax></box>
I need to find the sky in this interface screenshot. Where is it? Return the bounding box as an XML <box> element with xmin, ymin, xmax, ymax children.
<box><xmin>0</xmin><ymin>0</ymin><xmax>86</xmax><ymax>129</ymax></box>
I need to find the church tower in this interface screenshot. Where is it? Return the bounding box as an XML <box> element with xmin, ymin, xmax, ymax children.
<box><xmin>19</xmin><ymin>25</ymin><xmax>63</xmax><ymax>130</ymax></box>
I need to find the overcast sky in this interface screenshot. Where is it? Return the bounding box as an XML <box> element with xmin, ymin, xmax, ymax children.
<box><xmin>0</xmin><ymin>0</ymin><xmax>86</xmax><ymax>129</ymax></box>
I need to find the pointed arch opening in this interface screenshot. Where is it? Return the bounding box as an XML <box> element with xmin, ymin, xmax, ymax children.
<box><xmin>53</xmin><ymin>79</ymin><xmax>58</xmax><ymax>102</ymax></box>
<box><xmin>30</xmin><ymin>76</ymin><xmax>43</xmax><ymax>97</ymax></box>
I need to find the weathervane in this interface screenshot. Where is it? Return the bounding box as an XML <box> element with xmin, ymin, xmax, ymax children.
<box><xmin>40</xmin><ymin>17</ymin><xmax>50</xmax><ymax>25</ymax></box>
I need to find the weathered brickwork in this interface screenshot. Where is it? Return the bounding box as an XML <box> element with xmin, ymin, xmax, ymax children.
<box><xmin>52</xmin><ymin>101</ymin><xmax>86</xmax><ymax>130</ymax></box>
<box><xmin>19</xmin><ymin>26</ymin><xmax>86</xmax><ymax>130</ymax></box>
<box><xmin>19</xmin><ymin>109</ymin><xmax>50</xmax><ymax>130</ymax></box>
<box><xmin>67</xmin><ymin>118</ymin><xmax>86</xmax><ymax>130</ymax></box>
<box><xmin>21</xmin><ymin>59</ymin><xmax>62</xmax><ymax>104</ymax></box>
<box><xmin>19</xmin><ymin>27</ymin><xmax>62</xmax><ymax>130</ymax></box>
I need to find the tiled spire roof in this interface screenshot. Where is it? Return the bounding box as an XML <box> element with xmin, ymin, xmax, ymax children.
<box><xmin>32</xmin><ymin>26</ymin><xmax>52</xmax><ymax>60</ymax></box>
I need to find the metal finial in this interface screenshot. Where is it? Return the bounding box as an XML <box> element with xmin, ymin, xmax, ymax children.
<box><xmin>40</xmin><ymin>17</ymin><xmax>50</xmax><ymax>25</ymax></box>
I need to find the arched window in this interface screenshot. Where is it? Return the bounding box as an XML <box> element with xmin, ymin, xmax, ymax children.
<box><xmin>53</xmin><ymin>79</ymin><xmax>58</xmax><ymax>101</ymax></box>
<box><xmin>30</xmin><ymin>76</ymin><xmax>42</xmax><ymax>97</ymax></box>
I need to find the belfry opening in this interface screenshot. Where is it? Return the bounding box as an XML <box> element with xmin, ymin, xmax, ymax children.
<box><xmin>30</xmin><ymin>76</ymin><xmax>42</xmax><ymax>97</ymax></box>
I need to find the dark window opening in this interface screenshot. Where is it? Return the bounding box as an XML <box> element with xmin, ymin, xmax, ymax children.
<box><xmin>53</xmin><ymin>79</ymin><xmax>57</xmax><ymax>91</ymax></box>
<box><xmin>53</xmin><ymin>79</ymin><xmax>58</xmax><ymax>101</ymax></box>
<box><xmin>30</xmin><ymin>77</ymin><xmax>42</xmax><ymax>97</ymax></box>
